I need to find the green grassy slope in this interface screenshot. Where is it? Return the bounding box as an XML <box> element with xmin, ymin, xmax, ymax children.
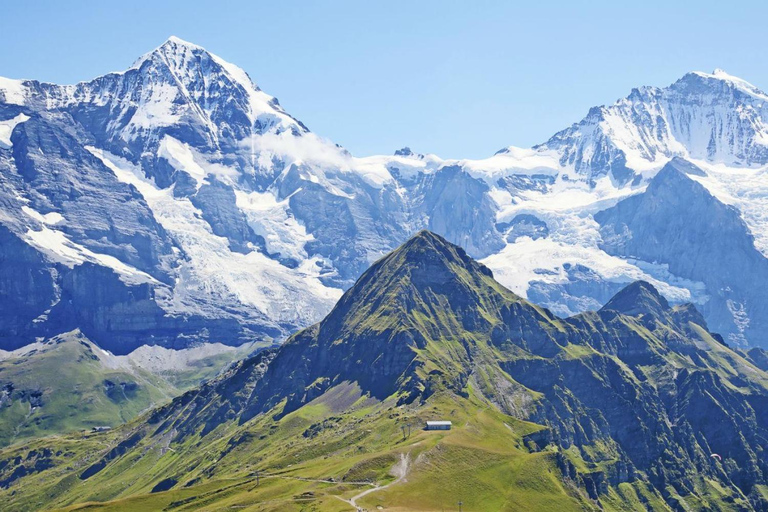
<box><xmin>0</xmin><ymin>331</ymin><xmax>174</xmax><ymax>447</ymax></box>
<box><xmin>0</xmin><ymin>388</ymin><xmax>614</xmax><ymax>512</ymax></box>
<box><xmin>0</xmin><ymin>330</ymin><xmax>258</xmax><ymax>447</ymax></box>
<box><xmin>2</xmin><ymin>231</ymin><xmax>768</xmax><ymax>511</ymax></box>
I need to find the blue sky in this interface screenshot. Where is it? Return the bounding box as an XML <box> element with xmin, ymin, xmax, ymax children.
<box><xmin>2</xmin><ymin>1</ymin><xmax>766</xmax><ymax>159</ymax></box>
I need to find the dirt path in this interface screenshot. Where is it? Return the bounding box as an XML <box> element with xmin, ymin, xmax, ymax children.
<box><xmin>265</xmin><ymin>474</ymin><xmax>372</xmax><ymax>486</ymax></box>
<box><xmin>345</xmin><ymin>452</ymin><xmax>410</xmax><ymax>511</ymax></box>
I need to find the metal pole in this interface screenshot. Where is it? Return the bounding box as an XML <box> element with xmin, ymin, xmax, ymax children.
<box><xmin>458</xmin><ymin>500</ymin><xmax>463</xmax><ymax>512</ymax></box>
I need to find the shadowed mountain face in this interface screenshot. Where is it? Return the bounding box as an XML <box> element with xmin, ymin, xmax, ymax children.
<box><xmin>5</xmin><ymin>232</ymin><xmax>768</xmax><ymax>510</ymax></box>
<box><xmin>5</xmin><ymin>39</ymin><xmax>768</xmax><ymax>356</ymax></box>
<box><xmin>596</xmin><ymin>157</ymin><xmax>768</xmax><ymax>346</ymax></box>
<box><xmin>600</xmin><ymin>280</ymin><xmax>671</xmax><ymax>318</ymax></box>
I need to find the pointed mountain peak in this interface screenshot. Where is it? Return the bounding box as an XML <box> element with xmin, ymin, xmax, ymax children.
<box><xmin>132</xmin><ymin>36</ymin><xmax>210</xmax><ymax>68</ymax></box>
<box><xmin>674</xmin><ymin>69</ymin><xmax>768</xmax><ymax>101</ymax></box>
<box><xmin>402</xmin><ymin>229</ymin><xmax>450</xmax><ymax>250</ymax></box>
<box><xmin>646</xmin><ymin>158</ymin><xmax>709</xmax><ymax>198</ymax></box>
<box><xmin>660</xmin><ymin>157</ymin><xmax>706</xmax><ymax>177</ymax></box>
<box><xmin>388</xmin><ymin>230</ymin><xmax>494</xmax><ymax>280</ymax></box>
<box><xmin>323</xmin><ymin>230</ymin><xmax>507</xmax><ymax>343</ymax></box>
<box><xmin>600</xmin><ymin>280</ymin><xmax>671</xmax><ymax>318</ymax></box>
<box><xmin>131</xmin><ymin>36</ymin><xmax>251</xmax><ymax>85</ymax></box>
<box><xmin>163</xmin><ymin>35</ymin><xmax>199</xmax><ymax>48</ymax></box>
<box><xmin>120</xmin><ymin>37</ymin><xmax>304</xmax><ymax>137</ymax></box>
<box><xmin>239</xmin><ymin>231</ymin><xmax>550</xmax><ymax>419</ymax></box>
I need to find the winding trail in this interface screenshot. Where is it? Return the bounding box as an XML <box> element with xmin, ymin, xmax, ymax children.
<box><xmin>345</xmin><ymin>452</ymin><xmax>411</xmax><ymax>511</ymax></box>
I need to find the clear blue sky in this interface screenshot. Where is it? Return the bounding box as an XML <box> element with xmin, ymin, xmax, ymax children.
<box><xmin>2</xmin><ymin>1</ymin><xmax>766</xmax><ymax>159</ymax></box>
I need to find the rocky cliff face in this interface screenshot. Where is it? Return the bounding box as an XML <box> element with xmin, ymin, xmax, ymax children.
<box><xmin>596</xmin><ymin>158</ymin><xmax>768</xmax><ymax>346</ymax></box>
<box><xmin>4</xmin><ymin>38</ymin><xmax>768</xmax><ymax>353</ymax></box>
<box><xmin>5</xmin><ymin>232</ymin><xmax>768</xmax><ymax>510</ymax></box>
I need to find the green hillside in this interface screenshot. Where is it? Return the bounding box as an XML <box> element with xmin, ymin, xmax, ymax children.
<box><xmin>2</xmin><ymin>231</ymin><xmax>768</xmax><ymax>511</ymax></box>
<box><xmin>0</xmin><ymin>330</ymin><xmax>257</xmax><ymax>447</ymax></box>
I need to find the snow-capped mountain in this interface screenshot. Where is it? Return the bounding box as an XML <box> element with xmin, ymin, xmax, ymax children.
<box><xmin>506</xmin><ymin>68</ymin><xmax>768</xmax><ymax>183</ymax></box>
<box><xmin>2</xmin><ymin>36</ymin><xmax>768</xmax><ymax>353</ymax></box>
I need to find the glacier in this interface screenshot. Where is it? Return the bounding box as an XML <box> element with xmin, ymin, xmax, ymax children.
<box><xmin>2</xmin><ymin>36</ymin><xmax>768</xmax><ymax>354</ymax></box>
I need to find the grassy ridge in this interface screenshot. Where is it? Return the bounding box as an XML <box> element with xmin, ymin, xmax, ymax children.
<box><xmin>0</xmin><ymin>331</ymin><xmax>258</xmax><ymax>447</ymax></box>
<box><xmin>2</xmin><ymin>232</ymin><xmax>768</xmax><ymax>510</ymax></box>
<box><xmin>19</xmin><ymin>389</ymin><xmax>597</xmax><ymax>511</ymax></box>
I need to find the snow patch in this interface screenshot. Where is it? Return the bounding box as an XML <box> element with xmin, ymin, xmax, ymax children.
<box><xmin>22</xmin><ymin>223</ymin><xmax>157</xmax><ymax>285</ymax></box>
<box><xmin>158</xmin><ymin>135</ymin><xmax>239</xmax><ymax>188</ymax></box>
<box><xmin>21</xmin><ymin>206</ymin><xmax>64</xmax><ymax>225</ymax></box>
<box><xmin>88</xmin><ymin>146</ymin><xmax>342</xmax><ymax>325</ymax></box>
<box><xmin>461</xmin><ymin>146</ymin><xmax>561</xmax><ymax>180</ymax></box>
<box><xmin>235</xmin><ymin>189</ymin><xmax>313</xmax><ymax>262</ymax></box>
<box><xmin>124</xmin><ymin>82</ymin><xmax>181</xmax><ymax>134</ymax></box>
<box><xmin>0</xmin><ymin>113</ymin><xmax>29</xmax><ymax>149</ymax></box>
<box><xmin>0</xmin><ymin>77</ymin><xmax>26</xmax><ymax>105</ymax></box>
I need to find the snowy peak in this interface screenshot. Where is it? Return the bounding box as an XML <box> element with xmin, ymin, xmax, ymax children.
<box><xmin>131</xmin><ymin>35</ymin><xmax>208</xmax><ymax>69</ymax></box>
<box><xmin>0</xmin><ymin>37</ymin><xmax>307</xmax><ymax>156</ymax></box>
<box><xmin>522</xmin><ymin>69</ymin><xmax>768</xmax><ymax>183</ymax></box>
<box><xmin>673</xmin><ymin>69</ymin><xmax>768</xmax><ymax>101</ymax></box>
<box><xmin>122</xmin><ymin>36</ymin><xmax>304</xmax><ymax>143</ymax></box>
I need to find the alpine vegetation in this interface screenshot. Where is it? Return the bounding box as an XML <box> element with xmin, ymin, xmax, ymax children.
<box><xmin>3</xmin><ymin>36</ymin><xmax>768</xmax><ymax>511</ymax></box>
<box><xmin>2</xmin><ymin>232</ymin><xmax>768</xmax><ymax>510</ymax></box>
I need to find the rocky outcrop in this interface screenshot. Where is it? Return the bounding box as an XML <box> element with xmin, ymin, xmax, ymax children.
<box><xmin>0</xmin><ymin>226</ymin><xmax>56</xmax><ymax>350</ymax></box>
<box><xmin>596</xmin><ymin>158</ymin><xmax>768</xmax><ymax>346</ymax></box>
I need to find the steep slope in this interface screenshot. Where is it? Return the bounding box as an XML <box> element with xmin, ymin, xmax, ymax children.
<box><xmin>596</xmin><ymin>157</ymin><xmax>768</xmax><ymax>345</ymax></box>
<box><xmin>5</xmin><ymin>38</ymin><xmax>768</xmax><ymax>356</ymax></box>
<box><xmin>0</xmin><ymin>330</ymin><xmax>257</xmax><ymax>447</ymax></box>
<box><xmin>3</xmin><ymin>232</ymin><xmax>768</xmax><ymax>510</ymax></box>
<box><xmin>0</xmin><ymin>37</ymin><xmax>342</xmax><ymax>355</ymax></box>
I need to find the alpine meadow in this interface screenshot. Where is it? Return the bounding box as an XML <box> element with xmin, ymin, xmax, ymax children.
<box><xmin>3</xmin><ymin>4</ymin><xmax>768</xmax><ymax>510</ymax></box>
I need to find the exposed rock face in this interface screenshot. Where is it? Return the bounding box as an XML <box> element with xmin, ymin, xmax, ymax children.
<box><xmin>4</xmin><ymin>39</ymin><xmax>768</xmax><ymax>354</ymax></box>
<box><xmin>0</xmin><ymin>226</ymin><xmax>56</xmax><ymax>350</ymax></box>
<box><xmin>140</xmin><ymin>232</ymin><xmax>768</xmax><ymax>510</ymax></box>
<box><xmin>188</xmin><ymin>178</ymin><xmax>266</xmax><ymax>255</ymax></box>
<box><xmin>10</xmin><ymin>113</ymin><xmax>174</xmax><ymax>277</ymax></box>
<box><xmin>4</xmin><ymin>232</ymin><xmax>768</xmax><ymax>509</ymax></box>
<box><xmin>416</xmin><ymin>166</ymin><xmax>505</xmax><ymax>259</ymax></box>
<box><xmin>497</xmin><ymin>213</ymin><xmax>549</xmax><ymax>243</ymax></box>
<box><xmin>596</xmin><ymin>158</ymin><xmax>768</xmax><ymax>346</ymax></box>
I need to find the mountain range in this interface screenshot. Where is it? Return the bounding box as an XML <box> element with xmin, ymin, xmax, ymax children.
<box><xmin>3</xmin><ymin>37</ymin><xmax>768</xmax><ymax>362</ymax></box>
<box><xmin>4</xmin><ymin>231</ymin><xmax>768</xmax><ymax>511</ymax></box>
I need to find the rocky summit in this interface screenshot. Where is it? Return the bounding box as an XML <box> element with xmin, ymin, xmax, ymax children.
<box><xmin>4</xmin><ymin>38</ymin><xmax>768</xmax><ymax>361</ymax></box>
<box><xmin>3</xmin><ymin>232</ymin><xmax>768</xmax><ymax>511</ymax></box>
